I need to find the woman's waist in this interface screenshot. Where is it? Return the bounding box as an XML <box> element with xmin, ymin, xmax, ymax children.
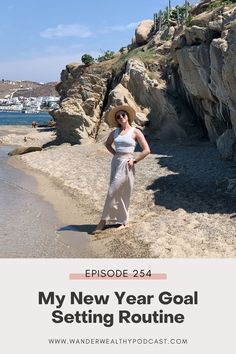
<box><xmin>115</xmin><ymin>148</ymin><xmax>135</xmax><ymax>155</ymax></box>
<box><xmin>114</xmin><ymin>141</ymin><xmax>136</xmax><ymax>152</ymax></box>
<box><xmin>114</xmin><ymin>152</ymin><xmax>134</xmax><ymax>159</ymax></box>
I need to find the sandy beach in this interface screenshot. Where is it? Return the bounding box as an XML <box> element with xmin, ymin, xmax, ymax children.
<box><xmin>1</xmin><ymin>125</ymin><xmax>236</xmax><ymax>258</ymax></box>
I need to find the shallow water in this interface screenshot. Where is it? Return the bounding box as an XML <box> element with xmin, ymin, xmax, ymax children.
<box><xmin>0</xmin><ymin>146</ymin><xmax>91</xmax><ymax>257</ymax></box>
<box><xmin>0</xmin><ymin>111</ymin><xmax>50</xmax><ymax>125</ymax></box>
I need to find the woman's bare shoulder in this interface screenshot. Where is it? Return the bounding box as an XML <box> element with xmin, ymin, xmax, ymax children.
<box><xmin>107</xmin><ymin>128</ymin><xmax>118</xmax><ymax>142</ymax></box>
<box><xmin>134</xmin><ymin>127</ymin><xmax>144</xmax><ymax>137</ymax></box>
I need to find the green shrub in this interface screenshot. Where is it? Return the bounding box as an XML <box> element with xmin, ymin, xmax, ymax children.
<box><xmin>97</xmin><ymin>50</ymin><xmax>115</xmax><ymax>62</ymax></box>
<box><xmin>135</xmin><ymin>48</ymin><xmax>159</xmax><ymax>65</ymax></box>
<box><xmin>81</xmin><ymin>54</ymin><xmax>95</xmax><ymax>65</ymax></box>
<box><xmin>113</xmin><ymin>47</ymin><xmax>160</xmax><ymax>73</ymax></box>
<box><xmin>185</xmin><ymin>14</ymin><xmax>193</xmax><ymax>27</ymax></box>
<box><xmin>207</xmin><ymin>0</ymin><xmax>236</xmax><ymax>10</ymax></box>
<box><xmin>119</xmin><ymin>47</ymin><xmax>127</xmax><ymax>53</ymax></box>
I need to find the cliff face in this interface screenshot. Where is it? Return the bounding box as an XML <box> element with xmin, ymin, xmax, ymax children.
<box><xmin>53</xmin><ymin>60</ymin><xmax>114</xmax><ymax>143</ymax></box>
<box><xmin>52</xmin><ymin>0</ymin><xmax>236</xmax><ymax>161</ymax></box>
<box><xmin>171</xmin><ymin>1</ymin><xmax>236</xmax><ymax>160</ymax></box>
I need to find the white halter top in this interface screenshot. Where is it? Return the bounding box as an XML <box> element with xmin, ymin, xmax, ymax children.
<box><xmin>113</xmin><ymin>127</ymin><xmax>136</xmax><ymax>153</ymax></box>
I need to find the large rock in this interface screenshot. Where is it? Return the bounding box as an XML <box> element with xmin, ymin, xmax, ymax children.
<box><xmin>171</xmin><ymin>5</ymin><xmax>236</xmax><ymax>150</ymax></box>
<box><xmin>52</xmin><ymin>61</ymin><xmax>114</xmax><ymax>143</ymax></box>
<box><xmin>176</xmin><ymin>45</ymin><xmax>213</xmax><ymax>100</ymax></box>
<box><xmin>104</xmin><ymin>59</ymin><xmax>194</xmax><ymax>140</ymax></box>
<box><xmin>190</xmin><ymin>0</ymin><xmax>210</xmax><ymax>15</ymax></box>
<box><xmin>134</xmin><ymin>20</ymin><xmax>154</xmax><ymax>46</ymax></box>
<box><xmin>191</xmin><ymin>7</ymin><xmax>221</xmax><ymax>27</ymax></box>
<box><xmin>185</xmin><ymin>26</ymin><xmax>219</xmax><ymax>45</ymax></box>
<box><xmin>8</xmin><ymin>146</ymin><xmax>42</xmax><ymax>156</ymax></box>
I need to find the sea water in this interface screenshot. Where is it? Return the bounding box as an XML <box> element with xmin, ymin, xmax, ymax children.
<box><xmin>0</xmin><ymin>111</ymin><xmax>50</xmax><ymax>125</ymax></box>
<box><xmin>0</xmin><ymin>112</ymin><xmax>93</xmax><ymax>257</ymax></box>
<box><xmin>0</xmin><ymin>112</ymin><xmax>75</xmax><ymax>257</ymax></box>
<box><xmin>0</xmin><ymin>146</ymin><xmax>85</xmax><ymax>257</ymax></box>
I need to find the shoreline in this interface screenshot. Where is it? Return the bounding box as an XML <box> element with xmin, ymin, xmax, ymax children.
<box><xmin>0</xmin><ymin>125</ymin><xmax>34</xmax><ymax>137</ymax></box>
<box><xmin>8</xmin><ymin>155</ymin><xmax>98</xmax><ymax>258</ymax></box>
<box><xmin>1</xmin><ymin>124</ymin><xmax>236</xmax><ymax>258</ymax></box>
<box><xmin>0</xmin><ymin>110</ymin><xmax>50</xmax><ymax>113</ymax></box>
<box><xmin>0</xmin><ymin>145</ymin><xmax>86</xmax><ymax>257</ymax></box>
<box><xmin>9</xmin><ymin>154</ymin><xmax>151</xmax><ymax>258</ymax></box>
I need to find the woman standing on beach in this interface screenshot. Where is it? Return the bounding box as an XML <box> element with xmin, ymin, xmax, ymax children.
<box><xmin>94</xmin><ymin>104</ymin><xmax>150</xmax><ymax>233</ymax></box>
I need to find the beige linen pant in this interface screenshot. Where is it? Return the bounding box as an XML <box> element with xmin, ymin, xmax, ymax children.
<box><xmin>101</xmin><ymin>155</ymin><xmax>135</xmax><ymax>225</ymax></box>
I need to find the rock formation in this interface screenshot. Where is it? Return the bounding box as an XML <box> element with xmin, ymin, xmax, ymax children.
<box><xmin>133</xmin><ymin>19</ymin><xmax>154</xmax><ymax>46</ymax></box>
<box><xmin>170</xmin><ymin>2</ymin><xmax>236</xmax><ymax>160</ymax></box>
<box><xmin>51</xmin><ymin>0</ymin><xmax>236</xmax><ymax>162</ymax></box>
<box><xmin>52</xmin><ymin>61</ymin><xmax>114</xmax><ymax>144</ymax></box>
<box><xmin>8</xmin><ymin>146</ymin><xmax>42</xmax><ymax>156</ymax></box>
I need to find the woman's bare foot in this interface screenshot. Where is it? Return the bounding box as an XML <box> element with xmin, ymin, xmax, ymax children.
<box><xmin>115</xmin><ymin>223</ymin><xmax>129</xmax><ymax>231</ymax></box>
<box><xmin>92</xmin><ymin>220</ymin><xmax>106</xmax><ymax>234</ymax></box>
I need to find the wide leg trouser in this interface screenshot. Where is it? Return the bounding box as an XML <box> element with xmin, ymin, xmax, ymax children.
<box><xmin>101</xmin><ymin>155</ymin><xmax>135</xmax><ymax>225</ymax></box>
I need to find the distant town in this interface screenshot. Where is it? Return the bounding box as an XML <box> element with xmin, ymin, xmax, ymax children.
<box><xmin>0</xmin><ymin>79</ymin><xmax>60</xmax><ymax>113</ymax></box>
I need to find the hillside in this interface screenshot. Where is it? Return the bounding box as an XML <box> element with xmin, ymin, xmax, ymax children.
<box><xmin>0</xmin><ymin>80</ymin><xmax>59</xmax><ymax>99</ymax></box>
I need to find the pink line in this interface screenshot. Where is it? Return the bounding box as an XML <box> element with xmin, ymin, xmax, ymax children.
<box><xmin>69</xmin><ymin>273</ymin><xmax>167</xmax><ymax>280</ymax></box>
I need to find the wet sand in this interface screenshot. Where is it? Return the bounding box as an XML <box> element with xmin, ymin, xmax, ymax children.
<box><xmin>0</xmin><ymin>127</ymin><xmax>97</xmax><ymax>258</ymax></box>
<box><xmin>9</xmin><ymin>155</ymin><xmax>99</xmax><ymax>257</ymax></box>
<box><xmin>0</xmin><ymin>125</ymin><xmax>33</xmax><ymax>137</ymax></box>
<box><xmin>0</xmin><ymin>145</ymin><xmax>99</xmax><ymax>257</ymax></box>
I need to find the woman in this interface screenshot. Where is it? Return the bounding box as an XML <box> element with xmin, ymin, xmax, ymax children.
<box><xmin>94</xmin><ymin>104</ymin><xmax>150</xmax><ymax>233</ymax></box>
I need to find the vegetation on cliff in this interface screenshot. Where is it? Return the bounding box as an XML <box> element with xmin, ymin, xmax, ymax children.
<box><xmin>81</xmin><ymin>50</ymin><xmax>115</xmax><ymax>66</ymax></box>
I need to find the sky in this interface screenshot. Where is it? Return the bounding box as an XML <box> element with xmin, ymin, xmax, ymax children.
<box><xmin>0</xmin><ymin>0</ymin><xmax>196</xmax><ymax>83</ymax></box>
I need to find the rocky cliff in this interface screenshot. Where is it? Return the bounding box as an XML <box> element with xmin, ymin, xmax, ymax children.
<box><xmin>171</xmin><ymin>0</ymin><xmax>236</xmax><ymax>161</ymax></box>
<box><xmin>51</xmin><ymin>0</ymin><xmax>236</xmax><ymax>161</ymax></box>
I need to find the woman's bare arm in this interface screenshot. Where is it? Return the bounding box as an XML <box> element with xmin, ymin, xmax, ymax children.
<box><xmin>134</xmin><ymin>129</ymin><xmax>150</xmax><ymax>162</ymax></box>
<box><xmin>105</xmin><ymin>131</ymin><xmax>116</xmax><ymax>155</ymax></box>
<box><xmin>127</xmin><ymin>129</ymin><xmax>150</xmax><ymax>169</ymax></box>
